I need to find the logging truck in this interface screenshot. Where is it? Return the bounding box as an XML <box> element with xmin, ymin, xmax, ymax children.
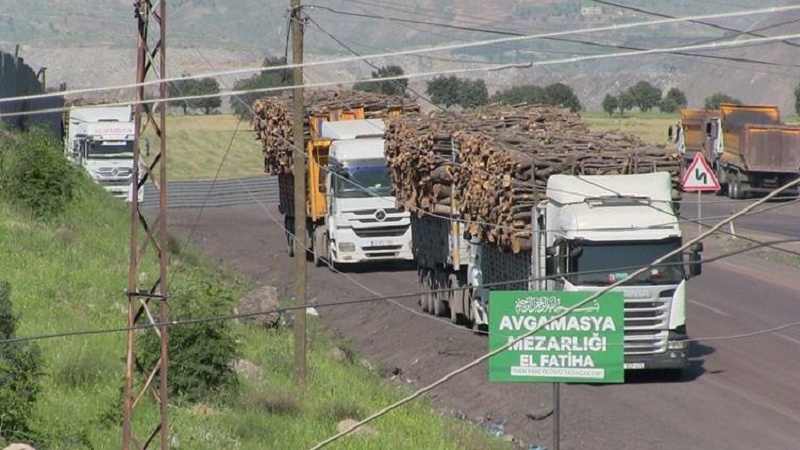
<box><xmin>668</xmin><ymin>108</ymin><xmax>718</xmax><ymax>164</ymax></box>
<box><xmin>699</xmin><ymin>103</ymin><xmax>800</xmax><ymax>199</ymax></box>
<box><xmin>278</xmin><ymin>115</ymin><xmax>413</xmax><ymax>266</ymax></box>
<box><xmin>386</xmin><ymin>105</ymin><xmax>699</xmax><ymax>375</ymax></box>
<box><xmin>62</xmin><ymin>104</ymin><xmax>143</xmax><ymax>203</ymax></box>
<box><xmin>415</xmin><ymin>172</ymin><xmax>702</xmax><ymax>375</ymax></box>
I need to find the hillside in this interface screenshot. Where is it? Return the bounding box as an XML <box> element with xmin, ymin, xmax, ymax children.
<box><xmin>1</xmin><ymin>0</ymin><xmax>799</xmax><ymax>113</ymax></box>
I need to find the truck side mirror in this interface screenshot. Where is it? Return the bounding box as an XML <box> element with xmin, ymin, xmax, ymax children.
<box><xmin>545</xmin><ymin>245</ymin><xmax>558</xmax><ymax>275</ymax></box>
<box><xmin>688</xmin><ymin>251</ymin><xmax>702</xmax><ymax>277</ymax></box>
<box><xmin>705</xmin><ymin>122</ymin><xmax>712</xmax><ymax>136</ymax></box>
<box><xmin>667</xmin><ymin>125</ymin><xmax>673</xmax><ymax>141</ymax></box>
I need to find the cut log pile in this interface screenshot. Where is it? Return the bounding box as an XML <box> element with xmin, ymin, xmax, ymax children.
<box><xmin>385</xmin><ymin>105</ymin><xmax>684</xmax><ymax>253</ymax></box>
<box><xmin>252</xmin><ymin>90</ymin><xmax>420</xmax><ymax>175</ymax></box>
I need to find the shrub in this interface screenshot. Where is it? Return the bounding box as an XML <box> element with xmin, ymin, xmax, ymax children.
<box><xmin>137</xmin><ymin>272</ymin><xmax>239</xmax><ymax>403</ymax></box>
<box><xmin>0</xmin><ymin>281</ymin><xmax>43</xmax><ymax>442</ymax></box>
<box><xmin>0</xmin><ymin>127</ymin><xmax>80</xmax><ymax>221</ymax></box>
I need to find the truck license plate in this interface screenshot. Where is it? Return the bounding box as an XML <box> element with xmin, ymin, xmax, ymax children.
<box><xmin>370</xmin><ymin>240</ymin><xmax>392</xmax><ymax>247</ymax></box>
<box><xmin>624</xmin><ymin>363</ymin><xmax>646</xmax><ymax>370</ymax></box>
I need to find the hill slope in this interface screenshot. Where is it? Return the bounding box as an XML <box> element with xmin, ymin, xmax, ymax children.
<box><xmin>1</xmin><ymin>0</ymin><xmax>798</xmax><ymax>113</ymax></box>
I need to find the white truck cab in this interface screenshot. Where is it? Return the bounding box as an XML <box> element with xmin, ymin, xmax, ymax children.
<box><xmin>321</xmin><ymin>119</ymin><xmax>413</xmax><ymax>264</ymax></box>
<box><xmin>64</xmin><ymin>105</ymin><xmax>143</xmax><ymax>203</ymax></box>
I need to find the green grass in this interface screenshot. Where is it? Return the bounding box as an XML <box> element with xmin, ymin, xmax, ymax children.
<box><xmin>582</xmin><ymin>111</ymin><xmax>678</xmax><ymax>146</ymax></box>
<box><xmin>143</xmin><ymin>114</ymin><xmax>265</xmax><ymax>181</ymax></box>
<box><xmin>0</xmin><ymin>168</ymin><xmax>510</xmax><ymax>449</ymax></box>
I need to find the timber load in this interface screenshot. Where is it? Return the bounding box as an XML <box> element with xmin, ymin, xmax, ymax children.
<box><xmin>252</xmin><ymin>90</ymin><xmax>420</xmax><ymax>175</ymax></box>
<box><xmin>385</xmin><ymin>105</ymin><xmax>683</xmax><ymax>253</ymax></box>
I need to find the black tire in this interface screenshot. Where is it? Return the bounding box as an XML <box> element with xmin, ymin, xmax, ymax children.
<box><xmin>448</xmin><ymin>274</ymin><xmax>469</xmax><ymax>326</ymax></box>
<box><xmin>730</xmin><ymin>172</ymin><xmax>745</xmax><ymax>200</ymax></box>
<box><xmin>419</xmin><ymin>269</ymin><xmax>431</xmax><ymax>313</ymax></box>
<box><xmin>714</xmin><ymin>165</ymin><xmax>726</xmax><ymax>196</ymax></box>
<box><xmin>431</xmin><ymin>269</ymin><xmax>449</xmax><ymax>317</ymax></box>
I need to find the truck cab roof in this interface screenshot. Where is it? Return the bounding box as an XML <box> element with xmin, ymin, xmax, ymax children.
<box><xmin>546</xmin><ymin>173</ymin><xmax>680</xmax><ymax>241</ymax></box>
<box><xmin>330</xmin><ymin>138</ymin><xmax>386</xmax><ymax>162</ymax></box>
<box><xmin>320</xmin><ymin>119</ymin><xmax>384</xmax><ymax>140</ymax></box>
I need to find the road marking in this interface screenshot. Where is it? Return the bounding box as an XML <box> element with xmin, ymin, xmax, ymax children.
<box><xmin>774</xmin><ymin>332</ymin><xmax>800</xmax><ymax>346</ymax></box>
<box><xmin>690</xmin><ymin>300</ymin><xmax>729</xmax><ymax>317</ymax></box>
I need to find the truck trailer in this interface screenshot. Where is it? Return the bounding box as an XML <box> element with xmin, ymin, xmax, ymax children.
<box><xmin>702</xmin><ymin>103</ymin><xmax>800</xmax><ymax>198</ymax></box>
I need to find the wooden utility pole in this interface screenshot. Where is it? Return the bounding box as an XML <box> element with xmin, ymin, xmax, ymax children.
<box><xmin>124</xmin><ymin>1</ymin><xmax>170</xmax><ymax>449</ymax></box>
<box><xmin>291</xmin><ymin>0</ymin><xmax>307</xmax><ymax>386</ymax></box>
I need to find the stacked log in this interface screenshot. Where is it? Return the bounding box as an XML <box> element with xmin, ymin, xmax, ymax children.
<box><xmin>385</xmin><ymin>105</ymin><xmax>683</xmax><ymax>253</ymax></box>
<box><xmin>252</xmin><ymin>90</ymin><xmax>420</xmax><ymax>175</ymax></box>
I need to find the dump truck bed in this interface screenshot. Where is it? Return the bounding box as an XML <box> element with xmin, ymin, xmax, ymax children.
<box><xmin>740</xmin><ymin>124</ymin><xmax>800</xmax><ymax>173</ymax></box>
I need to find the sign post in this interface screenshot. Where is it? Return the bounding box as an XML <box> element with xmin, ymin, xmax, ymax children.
<box><xmin>681</xmin><ymin>153</ymin><xmax>721</xmax><ymax>236</ymax></box>
<box><xmin>489</xmin><ymin>291</ymin><xmax>625</xmax><ymax>448</ymax></box>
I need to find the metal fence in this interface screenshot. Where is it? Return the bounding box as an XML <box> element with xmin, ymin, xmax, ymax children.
<box><xmin>141</xmin><ymin>176</ymin><xmax>279</xmax><ymax>208</ymax></box>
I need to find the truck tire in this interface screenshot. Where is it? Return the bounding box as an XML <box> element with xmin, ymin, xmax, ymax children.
<box><xmin>728</xmin><ymin>171</ymin><xmax>745</xmax><ymax>200</ymax></box>
<box><xmin>448</xmin><ymin>274</ymin><xmax>469</xmax><ymax>326</ymax></box>
<box><xmin>313</xmin><ymin>227</ymin><xmax>326</xmax><ymax>267</ymax></box>
<box><xmin>714</xmin><ymin>165</ymin><xmax>726</xmax><ymax>196</ymax></box>
<box><xmin>431</xmin><ymin>269</ymin><xmax>449</xmax><ymax>318</ymax></box>
<box><xmin>419</xmin><ymin>268</ymin><xmax>431</xmax><ymax>313</ymax></box>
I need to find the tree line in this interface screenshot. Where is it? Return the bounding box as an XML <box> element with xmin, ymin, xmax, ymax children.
<box><xmin>166</xmin><ymin>59</ymin><xmax>800</xmax><ymax>117</ymax></box>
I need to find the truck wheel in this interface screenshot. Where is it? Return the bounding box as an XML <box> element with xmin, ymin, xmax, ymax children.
<box><xmin>432</xmin><ymin>269</ymin><xmax>449</xmax><ymax>318</ymax></box>
<box><xmin>419</xmin><ymin>269</ymin><xmax>431</xmax><ymax>313</ymax></box>
<box><xmin>729</xmin><ymin>172</ymin><xmax>744</xmax><ymax>200</ymax></box>
<box><xmin>448</xmin><ymin>274</ymin><xmax>468</xmax><ymax>326</ymax></box>
<box><xmin>313</xmin><ymin>228</ymin><xmax>325</xmax><ymax>267</ymax></box>
<box><xmin>714</xmin><ymin>165</ymin><xmax>726</xmax><ymax>196</ymax></box>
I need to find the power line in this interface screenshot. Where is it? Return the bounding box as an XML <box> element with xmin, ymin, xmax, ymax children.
<box><xmin>2</xmin><ymin>4</ymin><xmax>799</xmax><ymax>107</ymax></box>
<box><xmin>306</xmin><ymin>174</ymin><xmax>800</xmax><ymax>449</ymax></box>
<box><xmin>5</xmin><ymin>29</ymin><xmax>800</xmax><ymax>121</ymax></box>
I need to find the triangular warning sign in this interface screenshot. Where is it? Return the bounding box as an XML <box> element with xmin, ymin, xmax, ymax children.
<box><xmin>681</xmin><ymin>153</ymin><xmax>720</xmax><ymax>192</ymax></box>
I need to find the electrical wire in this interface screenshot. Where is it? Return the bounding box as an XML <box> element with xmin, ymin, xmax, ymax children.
<box><xmin>306</xmin><ymin>175</ymin><xmax>800</xmax><ymax>449</ymax></box>
<box><xmin>6</xmin><ymin>29</ymin><xmax>800</xmax><ymax>121</ymax></box>
<box><xmin>2</xmin><ymin>4</ymin><xmax>799</xmax><ymax>107</ymax></box>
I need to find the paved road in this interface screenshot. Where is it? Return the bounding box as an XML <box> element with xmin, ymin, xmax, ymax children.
<box><xmin>680</xmin><ymin>192</ymin><xmax>800</xmax><ymax>239</ymax></box>
<box><xmin>168</xmin><ymin>203</ymin><xmax>800</xmax><ymax>450</ymax></box>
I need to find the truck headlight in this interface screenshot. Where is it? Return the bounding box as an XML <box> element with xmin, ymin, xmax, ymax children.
<box><xmin>339</xmin><ymin>242</ymin><xmax>355</xmax><ymax>252</ymax></box>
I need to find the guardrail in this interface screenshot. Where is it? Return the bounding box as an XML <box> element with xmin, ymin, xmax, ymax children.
<box><xmin>141</xmin><ymin>176</ymin><xmax>278</xmax><ymax>208</ymax></box>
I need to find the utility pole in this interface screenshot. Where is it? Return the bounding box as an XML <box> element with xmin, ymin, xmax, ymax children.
<box><xmin>124</xmin><ymin>1</ymin><xmax>169</xmax><ymax>449</ymax></box>
<box><xmin>291</xmin><ymin>0</ymin><xmax>307</xmax><ymax>386</ymax></box>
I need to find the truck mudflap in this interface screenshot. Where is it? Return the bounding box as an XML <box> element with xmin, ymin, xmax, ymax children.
<box><xmin>623</xmin><ymin>331</ymin><xmax>688</xmax><ymax>370</ymax></box>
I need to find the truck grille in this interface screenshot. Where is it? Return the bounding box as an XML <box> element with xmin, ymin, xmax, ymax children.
<box><xmin>623</xmin><ymin>295</ymin><xmax>671</xmax><ymax>355</ymax></box>
<box><xmin>352</xmin><ymin>225</ymin><xmax>409</xmax><ymax>238</ymax></box>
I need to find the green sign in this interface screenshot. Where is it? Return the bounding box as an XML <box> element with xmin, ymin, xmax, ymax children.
<box><xmin>488</xmin><ymin>291</ymin><xmax>625</xmax><ymax>383</ymax></box>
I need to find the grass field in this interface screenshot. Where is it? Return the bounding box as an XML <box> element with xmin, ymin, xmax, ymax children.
<box><xmin>157</xmin><ymin>112</ymin><xmax>685</xmax><ymax>181</ymax></box>
<box><xmin>0</xmin><ymin>149</ymin><xmax>511</xmax><ymax>449</ymax></box>
<box><xmin>582</xmin><ymin>111</ymin><xmax>678</xmax><ymax>146</ymax></box>
<box><xmin>143</xmin><ymin>114</ymin><xmax>264</xmax><ymax>181</ymax></box>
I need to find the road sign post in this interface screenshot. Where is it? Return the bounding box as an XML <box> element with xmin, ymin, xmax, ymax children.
<box><xmin>681</xmin><ymin>153</ymin><xmax>721</xmax><ymax>236</ymax></box>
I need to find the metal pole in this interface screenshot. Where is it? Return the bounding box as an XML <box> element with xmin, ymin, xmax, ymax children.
<box><xmin>124</xmin><ymin>2</ymin><xmax>169</xmax><ymax>448</ymax></box>
<box><xmin>697</xmin><ymin>190</ymin><xmax>701</xmax><ymax>237</ymax></box>
<box><xmin>553</xmin><ymin>383</ymin><xmax>561</xmax><ymax>450</ymax></box>
<box><xmin>291</xmin><ymin>0</ymin><xmax>307</xmax><ymax>386</ymax></box>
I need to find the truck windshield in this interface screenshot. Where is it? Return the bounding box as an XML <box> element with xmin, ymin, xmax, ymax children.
<box><xmin>87</xmin><ymin>140</ymin><xmax>134</xmax><ymax>159</ymax></box>
<box><xmin>335</xmin><ymin>163</ymin><xmax>392</xmax><ymax>199</ymax></box>
<box><xmin>568</xmin><ymin>238</ymin><xmax>684</xmax><ymax>286</ymax></box>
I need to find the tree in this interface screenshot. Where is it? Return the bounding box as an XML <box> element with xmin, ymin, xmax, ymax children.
<box><xmin>618</xmin><ymin>91</ymin><xmax>634</xmax><ymax>115</ymax></box>
<box><xmin>353</xmin><ymin>65</ymin><xmax>408</xmax><ymax>96</ymax></box>
<box><xmin>704</xmin><ymin>92</ymin><xmax>742</xmax><ymax>110</ymax></box>
<box><xmin>168</xmin><ymin>73</ymin><xmax>193</xmax><ymax>114</ymax></box>
<box><xmin>602</xmin><ymin>94</ymin><xmax>618</xmax><ymax>117</ymax></box>
<box><xmin>664</xmin><ymin>88</ymin><xmax>687</xmax><ymax>109</ymax></box>
<box><xmin>188</xmin><ymin>77</ymin><xmax>222</xmax><ymax>114</ymax></box>
<box><xmin>794</xmin><ymin>84</ymin><xmax>800</xmax><ymax>116</ymax></box>
<box><xmin>230</xmin><ymin>57</ymin><xmax>293</xmax><ymax>119</ymax></box>
<box><xmin>0</xmin><ymin>281</ymin><xmax>43</xmax><ymax>442</ymax></box>
<box><xmin>426</xmin><ymin>77</ymin><xmax>489</xmax><ymax>109</ymax></box>
<box><xmin>458</xmin><ymin>78</ymin><xmax>489</xmax><ymax>108</ymax></box>
<box><xmin>543</xmin><ymin>82</ymin><xmax>582</xmax><ymax>112</ymax></box>
<box><xmin>628</xmin><ymin>81</ymin><xmax>662</xmax><ymax>112</ymax></box>
<box><xmin>490</xmin><ymin>84</ymin><xmax>547</xmax><ymax>105</ymax></box>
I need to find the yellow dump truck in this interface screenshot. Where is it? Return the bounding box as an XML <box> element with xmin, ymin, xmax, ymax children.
<box><xmin>669</xmin><ymin>108</ymin><xmax>718</xmax><ymax>164</ymax></box>
<box><xmin>702</xmin><ymin>103</ymin><xmax>800</xmax><ymax>199</ymax></box>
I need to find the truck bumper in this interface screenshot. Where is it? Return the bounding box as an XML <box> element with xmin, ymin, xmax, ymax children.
<box><xmin>623</xmin><ymin>334</ymin><xmax>688</xmax><ymax>371</ymax></box>
<box><xmin>332</xmin><ymin>228</ymin><xmax>414</xmax><ymax>264</ymax></box>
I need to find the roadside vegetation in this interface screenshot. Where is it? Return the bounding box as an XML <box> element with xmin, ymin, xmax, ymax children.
<box><xmin>0</xmin><ymin>127</ymin><xmax>510</xmax><ymax>449</ymax></box>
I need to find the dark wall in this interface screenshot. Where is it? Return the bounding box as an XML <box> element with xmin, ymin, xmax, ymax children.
<box><xmin>0</xmin><ymin>50</ymin><xmax>65</xmax><ymax>137</ymax></box>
